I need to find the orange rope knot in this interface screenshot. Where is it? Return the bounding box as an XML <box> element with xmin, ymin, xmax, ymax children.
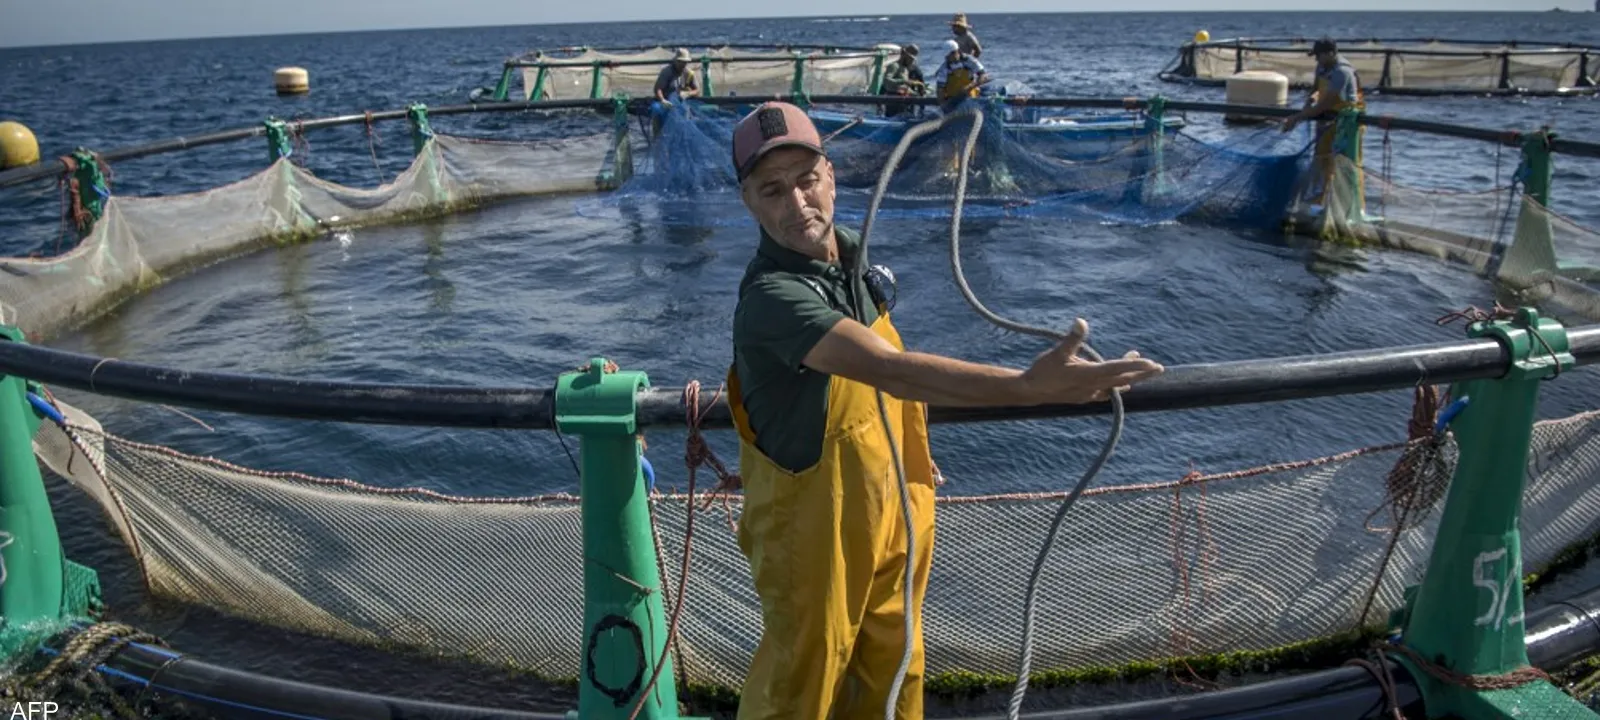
<box><xmin>571</xmin><ymin>359</ymin><xmax>621</xmax><ymax>374</ymax></box>
<box><xmin>1385</xmin><ymin>643</ymin><xmax>1552</xmax><ymax>691</ymax></box>
<box><xmin>1435</xmin><ymin>303</ymin><xmax>1515</xmax><ymax>327</ymax></box>
<box><xmin>683</xmin><ymin>380</ymin><xmax>742</xmax><ymax>494</ymax></box>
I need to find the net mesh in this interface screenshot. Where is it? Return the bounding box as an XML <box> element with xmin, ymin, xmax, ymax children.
<box><xmin>0</xmin><ymin>131</ymin><xmax>628</xmax><ymax>342</ymax></box>
<box><xmin>1187</xmin><ymin>40</ymin><xmax>1593</xmax><ymax>91</ymax></box>
<box><xmin>31</xmin><ymin>398</ymin><xmax>1600</xmax><ymax>690</ymax></box>
<box><xmin>520</xmin><ymin>46</ymin><xmax>890</xmax><ymax>102</ymax></box>
<box><xmin>580</xmin><ymin>100</ymin><xmax>1313</xmax><ymax>229</ymax></box>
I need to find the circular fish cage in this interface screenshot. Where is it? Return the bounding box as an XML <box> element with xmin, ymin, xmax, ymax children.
<box><xmin>1159</xmin><ymin>37</ymin><xmax>1600</xmax><ymax>97</ymax></box>
<box><xmin>3</xmin><ymin>93</ymin><xmax>1600</xmax><ymax>720</ymax></box>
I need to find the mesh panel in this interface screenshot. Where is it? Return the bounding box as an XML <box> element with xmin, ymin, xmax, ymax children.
<box><xmin>0</xmin><ymin>132</ymin><xmax>626</xmax><ymax>342</ymax></box>
<box><xmin>521</xmin><ymin>46</ymin><xmax>887</xmax><ymax>101</ymax></box>
<box><xmin>1190</xmin><ymin>42</ymin><xmax>1590</xmax><ymax>91</ymax></box>
<box><xmin>32</xmin><ymin>398</ymin><xmax>1600</xmax><ymax>690</ymax></box>
<box><xmin>579</xmin><ymin>100</ymin><xmax>1309</xmax><ymax>229</ymax></box>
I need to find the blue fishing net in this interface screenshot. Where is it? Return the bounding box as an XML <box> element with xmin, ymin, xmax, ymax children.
<box><xmin>574</xmin><ymin>98</ymin><xmax>1314</xmax><ymax>230</ymax></box>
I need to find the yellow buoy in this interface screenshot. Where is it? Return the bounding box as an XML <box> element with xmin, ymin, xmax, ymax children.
<box><xmin>0</xmin><ymin>121</ymin><xmax>40</xmax><ymax>169</ymax></box>
<box><xmin>1195</xmin><ymin>30</ymin><xmax>1211</xmax><ymax>44</ymax></box>
<box><xmin>274</xmin><ymin>67</ymin><xmax>310</xmax><ymax>95</ymax></box>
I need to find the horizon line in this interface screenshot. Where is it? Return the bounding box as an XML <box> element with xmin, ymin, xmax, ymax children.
<box><xmin>2</xmin><ymin>7</ymin><xmax>1589</xmax><ymax>51</ymax></box>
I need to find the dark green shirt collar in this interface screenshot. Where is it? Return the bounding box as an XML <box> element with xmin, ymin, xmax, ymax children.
<box><xmin>756</xmin><ymin>225</ymin><xmax>861</xmax><ymax>275</ymax></box>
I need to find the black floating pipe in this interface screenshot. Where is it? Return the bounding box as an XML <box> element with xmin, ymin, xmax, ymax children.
<box><xmin>3</xmin><ymin>325</ymin><xmax>1599</xmax><ymax>431</ymax></box>
<box><xmin>79</xmin><ymin>582</ymin><xmax>1600</xmax><ymax>720</ymax></box>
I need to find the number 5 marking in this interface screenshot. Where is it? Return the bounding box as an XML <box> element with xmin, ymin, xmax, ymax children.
<box><xmin>1473</xmin><ymin>548</ymin><xmax>1520</xmax><ymax>630</ymax></box>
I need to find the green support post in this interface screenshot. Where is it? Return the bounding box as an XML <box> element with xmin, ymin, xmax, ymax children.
<box><xmin>604</xmin><ymin>94</ymin><xmax>634</xmax><ymax>188</ymax></box>
<box><xmin>67</xmin><ymin>149</ymin><xmax>108</xmax><ymax>237</ymax></box>
<box><xmin>790</xmin><ymin>53</ymin><xmax>810</xmax><ymax>108</ymax></box>
<box><xmin>1394</xmin><ymin>308</ymin><xmax>1596</xmax><ymax>719</ymax></box>
<box><xmin>265</xmin><ymin>118</ymin><xmax>293</xmax><ymax>163</ymax></box>
<box><xmin>530</xmin><ymin>66</ymin><xmax>549</xmax><ymax>103</ymax></box>
<box><xmin>555</xmin><ymin>359</ymin><xmax>693</xmax><ymax>720</ymax></box>
<box><xmin>1146</xmin><ymin>95</ymin><xmax>1169</xmax><ymax>198</ymax></box>
<box><xmin>868</xmin><ymin>49</ymin><xmax>887</xmax><ymax>95</ymax></box>
<box><xmin>1520</xmin><ymin>130</ymin><xmax>1554</xmax><ymax>209</ymax></box>
<box><xmin>493</xmin><ymin>63</ymin><xmax>515</xmax><ymax>102</ymax></box>
<box><xmin>590</xmin><ymin>62</ymin><xmax>606</xmax><ymax>100</ymax></box>
<box><xmin>0</xmin><ymin>326</ymin><xmax>65</xmax><ymax>659</ymax></box>
<box><xmin>407</xmin><ymin>103</ymin><xmax>435</xmax><ymax>156</ymax></box>
<box><xmin>1332</xmin><ymin>106</ymin><xmax>1364</xmax><ymax>225</ymax></box>
<box><xmin>700</xmin><ymin>56</ymin><xmax>714</xmax><ymax>98</ymax></box>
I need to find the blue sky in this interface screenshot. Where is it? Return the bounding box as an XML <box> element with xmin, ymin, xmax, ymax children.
<box><xmin>2</xmin><ymin>0</ymin><xmax>1592</xmax><ymax>48</ymax></box>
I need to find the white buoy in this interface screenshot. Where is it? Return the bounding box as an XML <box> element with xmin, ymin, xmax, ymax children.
<box><xmin>275</xmin><ymin>67</ymin><xmax>310</xmax><ymax>95</ymax></box>
<box><xmin>1225</xmin><ymin>71</ymin><xmax>1289</xmax><ymax>124</ymax></box>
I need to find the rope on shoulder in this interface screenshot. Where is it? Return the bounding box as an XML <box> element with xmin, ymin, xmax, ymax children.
<box><xmin>857</xmin><ymin>100</ymin><xmax>1129</xmax><ymax>720</ymax></box>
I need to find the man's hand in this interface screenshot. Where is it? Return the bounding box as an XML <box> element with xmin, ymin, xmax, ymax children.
<box><xmin>1019</xmin><ymin>319</ymin><xmax>1164</xmax><ymax>404</ymax></box>
<box><xmin>1280</xmin><ymin>113</ymin><xmax>1302</xmax><ymax>132</ymax></box>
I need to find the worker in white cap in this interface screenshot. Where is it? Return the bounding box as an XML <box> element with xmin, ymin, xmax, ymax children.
<box><xmin>933</xmin><ymin>38</ymin><xmax>987</xmax><ymax>113</ymax></box>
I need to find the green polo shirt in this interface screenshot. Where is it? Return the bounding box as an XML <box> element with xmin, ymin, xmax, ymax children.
<box><xmin>732</xmin><ymin>225</ymin><xmax>879</xmax><ymax>474</ymax></box>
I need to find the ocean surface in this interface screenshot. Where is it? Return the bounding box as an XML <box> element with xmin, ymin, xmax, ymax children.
<box><xmin>2</xmin><ymin>10</ymin><xmax>1600</xmax><ymax>714</ymax></box>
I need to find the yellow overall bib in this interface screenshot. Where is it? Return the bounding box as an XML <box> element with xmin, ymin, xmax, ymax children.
<box><xmin>728</xmin><ymin>313</ymin><xmax>938</xmax><ymax>720</ymax></box>
<box><xmin>1312</xmin><ymin>64</ymin><xmax>1366</xmax><ymax>209</ymax></box>
<box><xmin>939</xmin><ymin>61</ymin><xmax>981</xmax><ymax>105</ymax></box>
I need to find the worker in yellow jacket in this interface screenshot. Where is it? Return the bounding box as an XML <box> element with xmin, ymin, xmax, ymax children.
<box><xmin>726</xmin><ymin>101</ymin><xmax>1165</xmax><ymax>720</ymax></box>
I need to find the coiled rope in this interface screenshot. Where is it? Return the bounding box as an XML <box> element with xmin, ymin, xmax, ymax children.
<box><xmin>858</xmin><ymin>100</ymin><xmax>1129</xmax><ymax>720</ymax></box>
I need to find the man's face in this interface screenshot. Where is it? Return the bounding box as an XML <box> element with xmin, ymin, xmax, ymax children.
<box><xmin>951</xmin><ymin>24</ymin><xmax>966</xmax><ymax>35</ymax></box>
<box><xmin>674</xmin><ymin>60</ymin><xmax>688</xmax><ymax>71</ymax></box>
<box><xmin>741</xmin><ymin>147</ymin><xmax>836</xmax><ymax>257</ymax></box>
<box><xmin>1315</xmin><ymin>50</ymin><xmax>1334</xmax><ymax>68</ymax></box>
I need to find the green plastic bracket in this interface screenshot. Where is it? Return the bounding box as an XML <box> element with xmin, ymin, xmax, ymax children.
<box><xmin>1394</xmin><ymin>308</ymin><xmax>1593</xmax><ymax>719</ymax></box>
<box><xmin>699</xmin><ymin>55</ymin><xmax>715</xmax><ymax>98</ymax></box>
<box><xmin>67</xmin><ymin>149</ymin><xmax>107</xmax><ymax>236</ymax></box>
<box><xmin>406</xmin><ymin>103</ymin><xmax>435</xmax><ymax>156</ymax></box>
<box><xmin>555</xmin><ymin>359</ymin><xmax>689</xmax><ymax>719</ymax></box>
<box><xmin>1520</xmin><ymin>130</ymin><xmax>1554</xmax><ymax>209</ymax></box>
<box><xmin>0</xmin><ymin>325</ymin><xmax>68</xmax><ymax>662</ymax></box>
<box><xmin>493</xmin><ymin>63</ymin><xmax>515</xmax><ymax>102</ymax></box>
<box><xmin>264</xmin><ymin>118</ymin><xmax>293</xmax><ymax>163</ymax></box>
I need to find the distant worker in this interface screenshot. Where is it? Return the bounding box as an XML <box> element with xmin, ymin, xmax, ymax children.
<box><xmin>933</xmin><ymin>39</ymin><xmax>988</xmax><ymax>113</ymax></box>
<box><xmin>881</xmin><ymin>43</ymin><xmax>927</xmax><ymax>118</ymax></box>
<box><xmin>651</xmin><ymin>48</ymin><xmax>703</xmax><ymax>136</ymax></box>
<box><xmin>655</xmin><ymin>47</ymin><xmax>702</xmax><ymax>105</ymax></box>
<box><xmin>949</xmin><ymin>13</ymin><xmax>982</xmax><ymax>59</ymax></box>
<box><xmin>1281</xmin><ymin>37</ymin><xmax>1366</xmax><ymax>208</ymax></box>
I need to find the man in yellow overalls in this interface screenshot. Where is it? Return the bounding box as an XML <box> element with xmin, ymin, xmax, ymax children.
<box><xmin>726</xmin><ymin>101</ymin><xmax>1166</xmax><ymax>720</ymax></box>
<box><xmin>1281</xmin><ymin>37</ymin><xmax>1367</xmax><ymax>210</ymax></box>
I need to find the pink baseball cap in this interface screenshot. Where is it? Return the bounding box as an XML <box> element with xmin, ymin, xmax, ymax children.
<box><xmin>731</xmin><ymin>102</ymin><xmax>824</xmax><ymax>182</ymax></box>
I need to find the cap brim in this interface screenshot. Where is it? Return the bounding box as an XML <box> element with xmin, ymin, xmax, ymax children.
<box><xmin>738</xmin><ymin>140</ymin><xmax>825</xmax><ymax>181</ymax></box>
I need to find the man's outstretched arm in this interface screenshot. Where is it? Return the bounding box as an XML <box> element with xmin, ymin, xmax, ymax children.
<box><xmin>802</xmin><ymin>317</ymin><xmax>1163</xmax><ymax>408</ymax></box>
